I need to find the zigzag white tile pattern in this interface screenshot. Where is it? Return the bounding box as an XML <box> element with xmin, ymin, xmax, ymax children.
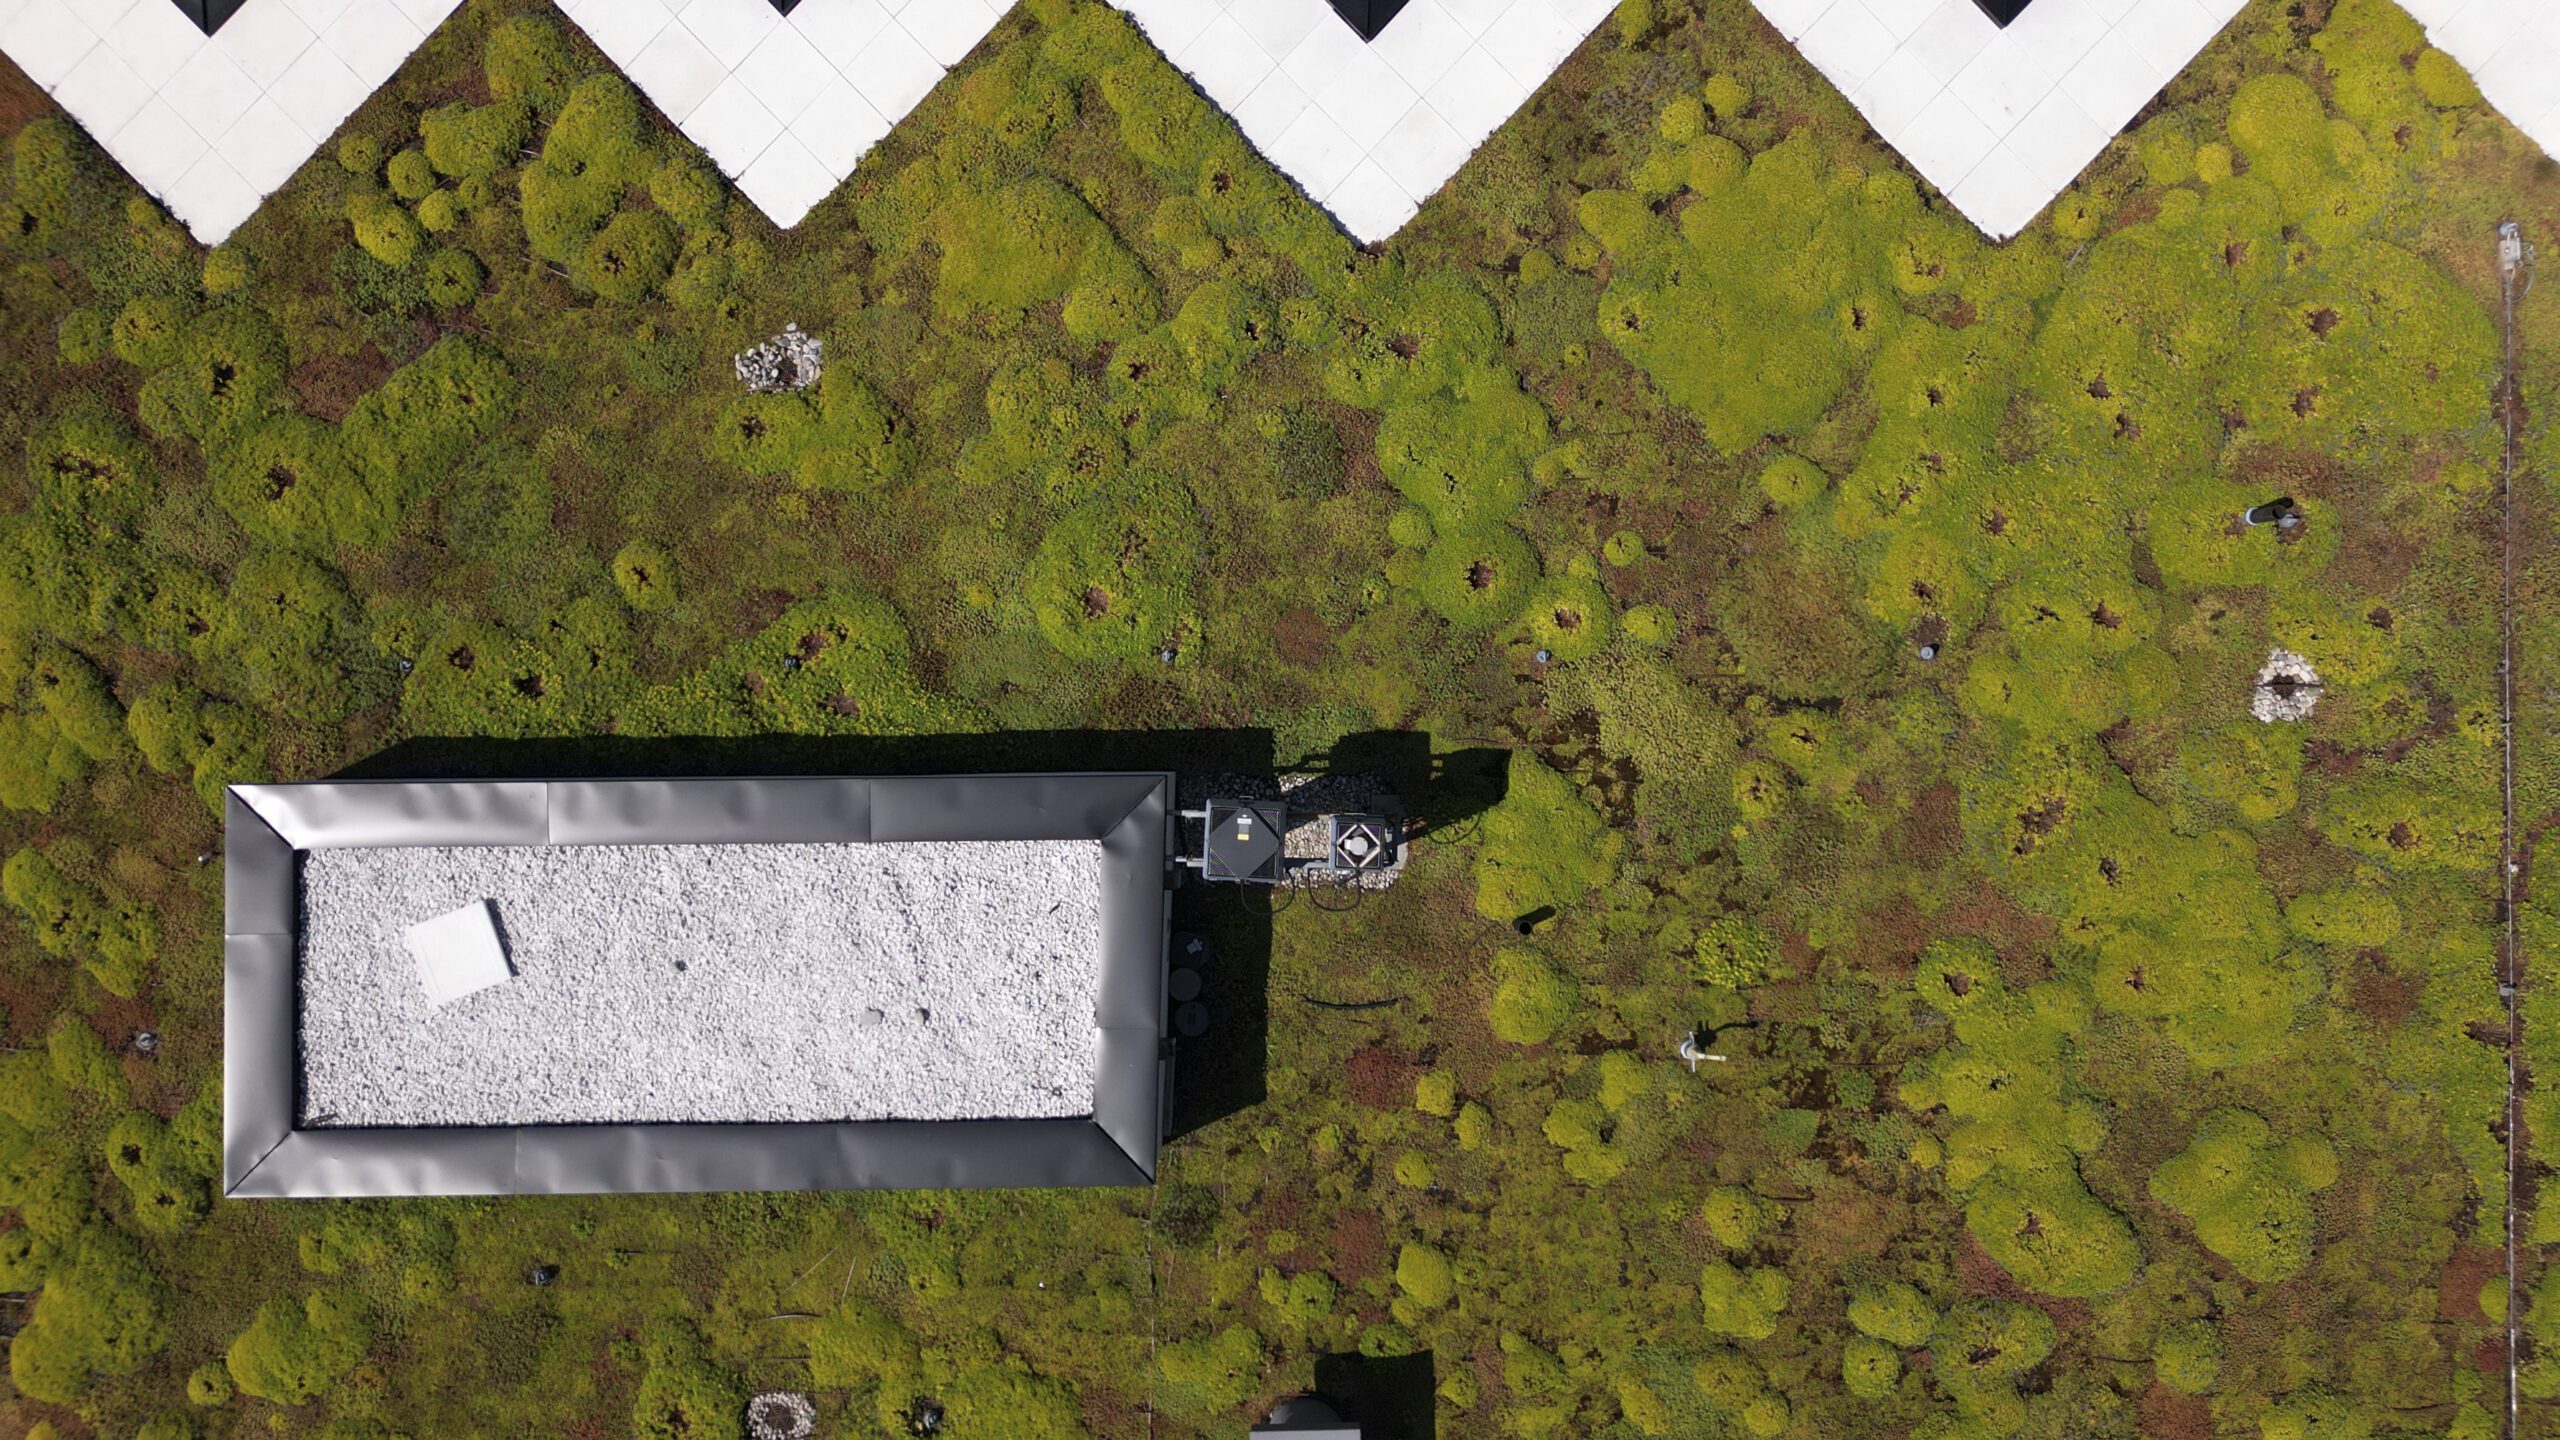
<box><xmin>552</xmin><ymin>0</ymin><xmax>1003</xmax><ymax>229</ymax></box>
<box><xmin>1754</xmin><ymin>0</ymin><xmax>2247</xmax><ymax>238</ymax></box>
<box><xmin>2396</xmin><ymin>0</ymin><xmax>2560</xmax><ymax>157</ymax></box>
<box><xmin>11</xmin><ymin>0</ymin><xmax>2551</xmax><ymax>254</ymax></box>
<box><xmin>0</xmin><ymin>0</ymin><xmax>461</xmax><ymax>243</ymax></box>
<box><xmin>1116</xmin><ymin>0</ymin><xmax>1620</xmax><ymax>243</ymax></box>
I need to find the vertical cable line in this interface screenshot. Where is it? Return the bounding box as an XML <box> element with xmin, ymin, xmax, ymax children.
<box><xmin>2499</xmin><ymin>218</ymin><xmax>2530</xmax><ymax>1440</ymax></box>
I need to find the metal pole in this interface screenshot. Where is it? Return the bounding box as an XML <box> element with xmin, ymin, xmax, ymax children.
<box><xmin>2498</xmin><ymin>218</ymin><xmax>2527</xmax><ymax>1440</ymax></box>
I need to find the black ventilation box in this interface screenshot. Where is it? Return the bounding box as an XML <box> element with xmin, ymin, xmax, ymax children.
<box><xmin>1969</xmin><ymin>0</ymin><xmax>2034</xmax><ymax>24</ymax></box>
<box><xmin>1328</xmin><ymin>0</ymin><xmax>1414</xmax><ymax>41</ymax></box>
<box><xmin>168</xmin><ymin>0</ymin><xmax>251</xmax><ymax>35</ymax></box>
<box><xmin>1202</xmin><ymin>799</ymin><xmax>1287</xmax><ymax>884</ymax></box>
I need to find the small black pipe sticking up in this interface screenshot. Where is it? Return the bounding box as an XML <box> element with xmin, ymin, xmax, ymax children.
<box><xmin>2242</xmin><ymin>496</ymin><xmax>2302</xmax><ymax>529</ymax></box>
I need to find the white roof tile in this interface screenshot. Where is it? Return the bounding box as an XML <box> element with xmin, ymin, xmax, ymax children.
<box><xmin>1328</xmin><ymin>155</ymin><xmax>1421</xmax><ymax>238</ymax></box>
<box><xmin>1802</xmin><ymin>0</ymin><xmax>1905</xmax><ymax>88</ymax></box>
<box><xmin>218</xmin><ymin>92</ymin><xmax>314</xmax><ymax>193</ymax></box>
<box><xmin>733</xmin><ymin>22</ymin><xmax>835</xmax><ymax>127</ymax></box>
<box><xmin>628</xmin><ymin>21</ymin><xmax>728</xmax><ymax>124</ymax></box>
<box><xmin>99</xmin><ymin>0</ymin><xmax>201</xmax><ymax>88</ymax></box>
<box><xmin>213</xmin><ymin>0</ymin><xmax>314</xmax><ymax>90</ymax></box>
<box><xmin>565</xmin><ymin>0</ymin><xmax>671</xmax><ymax>67</ymax></box>
<box><xmin>735</xmin><ymin>127</ymin><xmax>835</xmax><ymax>227</ymax></box>
<box><xmin>1369</xmin><ymin>0</ymin><xmax>1472</xmax><ymax>93</ymax></box>
<box><xmin>107</xmin><ymin>94</ymin><xmax>208</xmax><ymax>193</ymax></box>
<box><xmin>791</xmin><ymin>74</ymin><xmax>890</xmax><ymax>178</ymax></box>
<box><xmin>268</xmin><ymin>34</ymin><xmax>368</xmax><ymax>139</ymax></box>
<box><xmin>3</xmin><ymin>0</ymin><xmax>98</xmax><ymax>87</ymax></box>
<box><xmin>789</xmin><ymin>0</ymin><xmax>891</xmax><ymax>65</ymax></box>
<box><xmin>838</xmin><ymin>18</ymin><xmax>941</xmax><ymax>120</ymax></box>
<box><xmin>899</xmin><ymin>0</ymin><xmax>997</xmax><ymax>67</ymax></box>
<box><xmin>677</xmin><ymin>0</ymin><xmax>780</xmax><ymax>71</ymax></box>
<box><xmin>52</xmin><ymin>41</ymin><xmax>154</xmax><ymax>138</ymax></box>
<box><xmin>684</xmin><ymin>71</ymin><xmax>784</xmax><ymax>177</ymax></box>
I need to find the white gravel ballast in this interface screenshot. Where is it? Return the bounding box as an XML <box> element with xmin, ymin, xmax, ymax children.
<box><xmin>297</xmin><ymin>840</ymin><xmax>1105</xmax><ymax>1127</ymax></box>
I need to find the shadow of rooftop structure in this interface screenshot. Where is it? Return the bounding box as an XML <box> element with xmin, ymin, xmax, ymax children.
<box><xmin>334</xmin><ymin>729</ymin><xmax>1506</xmax><ymax>1144</ymax></box>
<box><xmin>1310</xmin><ymin>1351</ymin><xmax>1437</xmax><ymax>1440</ymax></box>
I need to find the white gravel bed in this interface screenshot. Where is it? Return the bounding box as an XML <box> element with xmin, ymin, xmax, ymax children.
<box><xmin>297</xmin><ymin>841</ymin><xmax>1104</xmax><ymax>1127</ymax></box>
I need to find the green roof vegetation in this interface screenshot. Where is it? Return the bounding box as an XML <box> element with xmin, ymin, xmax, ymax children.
<box><xmin>0</xmin><ymin>0</ymin><xmax>2550</xmax><ymax>1434</ymax></box>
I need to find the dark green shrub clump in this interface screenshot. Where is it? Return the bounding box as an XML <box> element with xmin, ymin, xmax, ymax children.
<box><xmin>935</xmin><ymin>179</ymin><xmax>1156</xmax><ymax>340</ymax></box>
<box><xmin>581</xmin><ymin>209</ymin><xmax>678</xmax><ymax>303</ymax></box>
<box><xmin>1415</xmin><ymin>524</ymin><xmax>1537</xmax><ymax>631</ymax></box>
<box><xmin>710</xmin><ymin>367</ymin><xmax>916</xmax><ymax>492</ymax></box>
<box><xmin>423</xmin><ymin>246</ymin><xmax>487</xmax><ymax>308</ymax></box>
<box><xmin>612</xmin><ymin>542</ymin><xmax>676</xmax><ymax>612</ymax></box>
<box><xmin>1026</xmin><ymin>475</ymin><xmax>1202</xmax><ymax>663</ymax></box>
<box><xmin>125</xmin><ymin>683</ymin><xmax>263</xmax><ymax>814</ymax></box>
<box><xmin>485</xmin><ymin>14</ymin><xmax>576</xmax><ymax>111</ymax></box>
<box><xmin>340</xmin><ymin>336</ymin><xmax>520</xmax><ymax>509</ymax></box>
<box><xmin>8</xmin><ymin>1224</ymin><xmax>168</xmax><ymax>1403</ymax></box>
<box><xmin>422</xmin><ymin>100</ymin><xmax>532</xmax><ymax>181</ymax></box>
<box><xmin>631</xmin><ymin>1321</ymin><xmax>741</xmax><ymax>1440</ymax></box>
<box><xmin>28</xmin><ymin>643</ymin><xmax>125</xmax><ymax>764</ymax></box>
<box><xmin>521</xmin><ymin>75</ymin><xmax>658</xmax><ymax>277</ymax></box>
<box><xmin>135</xmin><ymin>306</ymin><xmax>288</xmax><ymax>442</ymax></box>
<box><xmin>347</xmin><ymin>187</ymin><xmax>425</xmax><ymax>267</ymax></box>
<box><xmin>226</xmin><ymin>1289</ymin><xmax>370</xmax><ymax>1404</ymax></box>
<box><xmin>3</xmin><ymin>846</ymin><xmax>156</xmax><ymax>995</ymax></box>
<box><xmin>104</xmin><ymin>1108</ymin><xmax>209</xmax><ymax>1233</ymax></box>
<box><xmin>25</xmin><ymin>404</ymin><xmax>152</xmax><ymax>536</ymax></box>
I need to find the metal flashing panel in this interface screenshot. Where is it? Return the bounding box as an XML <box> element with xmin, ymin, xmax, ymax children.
<box><xmin>223</xmin><ymin>773</ymin><xmax>1175</xmax><ymax>1198</ymax></box>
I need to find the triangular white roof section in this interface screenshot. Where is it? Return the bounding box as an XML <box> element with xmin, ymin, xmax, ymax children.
<box><xmin>1754</xmin><ymin>0</ymin><xmax>2247</xmax><ymax>238</ymax></box>
<box><xmin>1115</xmin><ymin>0</ymin><xmax>1621</xmax><ymax>243</ymax></box>
<box><xmin>554</xmin><ymin>0</ymin><xmax>1005</xmax><ymax>230</ymax></box>
<box><xmin>0</xmin><ymin>0</ymin><xmax>461</xmax><ymax>243</ymax></box>
<box><xmin>1760</xmin><ymin>0</ymin><xmax>2560</xmax><ymax>238</ymax></box>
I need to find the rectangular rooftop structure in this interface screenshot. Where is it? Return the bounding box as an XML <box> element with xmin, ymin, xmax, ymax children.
<box><xmin>224</xmin><ymin>774</ymin><xmax>1174</xmax><ymax>1198</ymax></box>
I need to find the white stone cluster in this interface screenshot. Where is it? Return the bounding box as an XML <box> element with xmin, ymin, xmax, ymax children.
<box><xmin>2251</xmin><ymin>647</ymin><xmax>2322</xmax><ymax>723</ymax></box>
<box><xmin>736</xmin><ymin>322</ymin><xmax>822</xmax><ymax>393</ymax></box>
<box><xmin>747</xmin><ymin>1391</ymin><xmax>817</xmax><ymax>1440</ymax></box>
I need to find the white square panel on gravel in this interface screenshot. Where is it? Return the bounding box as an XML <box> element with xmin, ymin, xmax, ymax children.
<box><xmin>402</xmin><ymin>898</ymin><xmax>514</xmax><ymax>1010</ymax></box>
